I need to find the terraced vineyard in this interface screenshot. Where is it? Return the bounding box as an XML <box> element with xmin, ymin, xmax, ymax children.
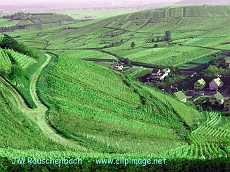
<box><xmin>6</xmin><ymin>49</ymin><xmax>36</xmax><ymax>69</ymax></box>
<box><xmin>220</xmin><ymin>117</ymin><xmax>230</xmax><ymax>132</ymax></box>
<box><xmin>189</xmin><ymin>112</ymin><xmax>230</xmax><ymax>144</ymax></box>
<box><xmin>165</xmin><ymin>143</ymin><xmax>227</xmax><ymax>159</ymax></box>
<box><xmin>37</xmin><ymin>54</ymin><xmax>189</xmax><ymax>154</ymax></box>
<box><xmin>165</xmin><ymin>112</ymin><xmax>230</xmax><ymax>159</ymax></box>
<box><xmin>0</xmin><ymin>48</ymin><xmax>11</xmax><ymax>72</ymax></box>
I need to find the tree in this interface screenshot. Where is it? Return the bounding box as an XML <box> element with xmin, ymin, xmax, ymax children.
<box><xmin>165</xmin><ymin>30</ymin><xmax>172</xmax><ymax>42</ymax></box>
<box><xmin>124</xmin><ymin>58</ymin><xmax>132</xmax><ymax>66</ymax></box>
<box><xmin>203</xmin><ymin>65</ymin><xmax>221</xmax><ymax>77</ymax></box>
<box><xmin>153</xmin><ymin>44</ymin><xmax>158</xmax><ymax>48</ymax></box>
<box><xmin>131</xmin><ymin>42</ymin><xmax>135</xmax><ymax>49</ymax></box>
<box><xmin>0</xmin><ymin>34</ymin><xmax>18</xmax><ymax>49</ymax></box>
<box><xmin>0</xmin><ymin>34</ymin><xmax>39</xmax><ymax>58</ymax></box>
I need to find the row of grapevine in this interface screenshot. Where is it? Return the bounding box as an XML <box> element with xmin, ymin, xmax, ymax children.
<box><xmin>165</xmin><ymin>143</ymin><xmax>228</xmax><ymax>159</ymax></box>
<box><xmin>188</xmin><ymin>111</ymin><xmax>230</xmax><ymax>144</ymax></box>
<box><xmin>205</xmin><ymin>112</ymin><xmax>221</xmax><ymax>126</ymax></box>
<box><xmin>6</xmin><ymin>49</ymin><xmax>36</xmax><ymax>69</ymax></box>
<box><xmin>220</xmin><ymin>117</ymin><xmax>230</xmax><ymax>132</ymax></box>
<box><xmin>0</xmin><ymin>48</ymin><xmax>11</xmax><ymax>72</ymax></box>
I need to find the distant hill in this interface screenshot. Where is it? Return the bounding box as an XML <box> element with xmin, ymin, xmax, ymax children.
<box><xmin>0</xmin><ymin>12</ymin><xmax>74</xmax><ymax>32</ymax></box>
<box><xmin>176</xmin><ymin>0</ymin><xmax>230</xmax><ymax>5</ymax></box>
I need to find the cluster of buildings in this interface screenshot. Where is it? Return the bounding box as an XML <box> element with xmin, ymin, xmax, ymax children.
<box><xmin>174</xmin><ymin>77</ymin><xmax>230</xmax><ymax>111</ymax></box>
<box><xmin>146</xmin><ymin>68</ymin><xmax>170</xmax><ymax>84</ymax></box>
<box><xmin>109</xmin><ymin>55</ymin><xmax>230</xmax><ymax>111</ymax></box>
<box><xmin>143</xmin><ymin>56</ymin><xmax>230</xmax><ymax>111</ymax></box>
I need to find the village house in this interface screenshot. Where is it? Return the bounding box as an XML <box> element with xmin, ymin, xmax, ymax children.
<box><xmin>209</xmin><ymin>77</ymin><xmax>223</xmax><ymax>90</ymax></box>
<box><xmin>110</xmin><ymin>64</ymin><xmax>123</xmax><ymax>71</ymax></box>
<box><xmin>209</xmin><ymin>91</ymin><xmax>224</xmax><ymax>105</ymax></box>
<box><xmin>174</xmin><ymin>91</ymin><xmax>187</xmax><ymax>102</ymax></box>
<box><xmin>148</xmin><ymin>68</ymin><xmax>170</xmax><ymax>83</ymax></box>
<box><xmin>194</xmin><ymin>78</ymin><xmax>206</xmax><ymax>90</ymax></box>
<box><xmin>225</xmin><ymin>56</ymin><xmax>230</xmax><ymax>68</ymax></box>
<box><xmin>224</xmin><ymin>99</ymin><xmax>230</xmax><ymax>110</ymax></box>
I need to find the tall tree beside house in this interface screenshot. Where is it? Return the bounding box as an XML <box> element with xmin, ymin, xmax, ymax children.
<box><xmin>131</xmin><ymin>42</ymin><xmax>135</xmax><ymax>49</ymax></box>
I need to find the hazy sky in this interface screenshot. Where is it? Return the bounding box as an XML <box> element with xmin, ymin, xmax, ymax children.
<box><xmin>4</xmin><ymin>0</ymin><xmax>180</xmax><ymax>5</ymax></box>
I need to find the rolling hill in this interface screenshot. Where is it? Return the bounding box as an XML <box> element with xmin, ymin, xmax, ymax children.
<box><xmin>0</xmin><ymin>12</ymin><xmax>74</xmax><ymax>32</ymax></box>
<box><xmin>6</xmin><ymin>5</ymin><xmax>230</xmax><ymax>69</ymax></box>
<box><xmin>0</xmin><ymin>4</ymin><xmax>230</xmax><ymax>171</ymax></box>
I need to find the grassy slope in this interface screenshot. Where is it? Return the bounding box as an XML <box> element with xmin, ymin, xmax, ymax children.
<box><xmin>0</xmin><ymin>84</ymin><xmax>66</xmax><ymax>151</ymax></box>
<box><xmin>2</xmin><ymin>49</ymin><xmax>47</xmax><ymax>108</ymax></box>
<box><xmin>37</xmin><ymin>54</ymin><xmax>204</xmax><ymax>154</ymax></box>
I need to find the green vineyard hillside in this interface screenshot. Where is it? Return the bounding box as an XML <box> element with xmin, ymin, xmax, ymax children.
<box><xmin>0</xmin><ymin>48</ymin><xmax>11</xmax><ymax>72</ymax></box>
<box><xmin>0</xmin><ymin>4</ymin><xmax>230</xmax><ymax>171</ymax></box>
<box><xmin>6</xmin><ymin>49</ymin><xmax>36</xmax><ymax>69</ymax></box>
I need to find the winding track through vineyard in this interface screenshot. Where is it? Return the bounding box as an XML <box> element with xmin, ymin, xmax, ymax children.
<box><xmin>0</xmin><ymin>54</ymin><xmax>88</xmax><ymax>151</ymax></box>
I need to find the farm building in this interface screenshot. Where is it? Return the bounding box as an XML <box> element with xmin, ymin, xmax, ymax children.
<box><xmin>224</xmin><ymin>99</ymin><xmax>230</xmax><ymax>110</ymax></box>
<box><xmin>110</xmin><ymin>64</ymin><xmax>123</xmax><ymax>71</ymax></box>
<box><xmin>174</xmin><ymin>91</ymin><xmax>187</xmax><ymax>102</ymax></box>
<box><xmin>209</xmin><ymin>77</ymin><xmax>223</xmax><ymax>90</ymax></box>
<box><xmin>149</xmin><ymin>68</ymin><xmax>170</xmax><ymax>83</ymax></box>
<box><xmin>209</xmin><ymin>91</ymin><xmax>224</xmax><ymax>105</ymax></box>
<box><xmin>194</xmin><ymin>78</ymin><xmax>206</xmax><ymax>90</ymax></box>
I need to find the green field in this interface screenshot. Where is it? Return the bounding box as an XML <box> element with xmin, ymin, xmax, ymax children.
<box><xmin>2</xmin><ymin>5</ymin><xmax>228</xmax><ymax>68</ymax></box>
<box><xmin>0</xmin><ymin>4</ymin><xmax>230</xmax><ymax>171</ymax></box>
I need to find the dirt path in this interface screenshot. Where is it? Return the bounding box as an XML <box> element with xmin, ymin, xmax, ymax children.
<box><xmin>0</xmin><ymin>54</ymin><xmax>88</xmax><ymax>151</ymax></box>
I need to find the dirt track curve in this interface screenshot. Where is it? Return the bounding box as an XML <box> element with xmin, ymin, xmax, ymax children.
<box><xmin>0</xmin><ymin>54</ymin><xmax>88</xmax><ymax>151</ymax></box>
